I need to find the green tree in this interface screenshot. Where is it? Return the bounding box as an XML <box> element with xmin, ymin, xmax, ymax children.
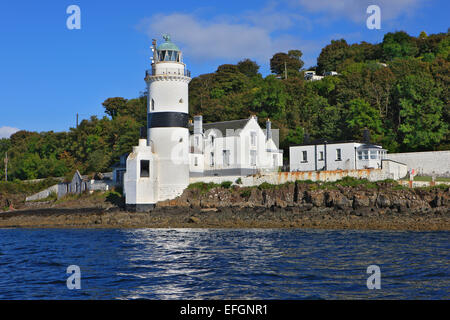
<box><xmin>396</xmin><ymin>74</ymin><xmax>447</xmax><ymax>150</ymax></box>
<box><xmin>270</xmin><ymin>50</ymin><xmax>304</xmax><ymax>77</ymax></box>
<box><xmin>102</xmin><ymin>97</ymin><xmax>128</xmax><ymax>119</ymax></box>
<box><xmin>344</xmin><ymin>98</ymin><xmax>383</xmax><ymax>141</ymax></box>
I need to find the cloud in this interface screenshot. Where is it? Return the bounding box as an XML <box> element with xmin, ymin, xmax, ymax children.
<box><xmin>0</xmin><ymin>126</ymin><xmax>19</xmax><ymax>139</ymax></box>
<box><xmin>137</xmin><ymin>6</ymin><xmax>320</xmax><ymax>65</ymax></box>
<box><xmin>292</xmin><ymin>0</ymin><xmax>424</xmax><ymax>22</ymax></box>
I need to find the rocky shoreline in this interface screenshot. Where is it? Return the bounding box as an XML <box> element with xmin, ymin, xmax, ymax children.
<box><xmin>0</xmin><ymin>180</ymin><xmax>449</xmax><ymax>230</ymax></box>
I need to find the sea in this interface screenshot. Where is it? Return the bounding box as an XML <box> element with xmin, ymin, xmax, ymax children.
<box><xmin>0</xmin><ymin>228</ymin><xmax>448</xmax><ymax>299</ymax></box>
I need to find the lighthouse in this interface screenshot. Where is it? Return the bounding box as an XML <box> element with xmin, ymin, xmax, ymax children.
<box><xmin>124</xmin><ymin>35</ymin><xmax>191</xmax><ymax>211</ymax></box>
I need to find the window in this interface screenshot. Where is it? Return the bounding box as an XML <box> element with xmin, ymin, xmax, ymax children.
<box><xmin>210</xmin><ymin>152</ymin><xmax>214</xmax><ymax>166</ymax></box>
<box><xmin>302</xmin><ymin>151</ymin><xmax>308</xmax><ymax>162</ymax></box>
<box><xmin>250</xmin><ymin>150</ymin><xmax>257</xmax><ymax>166</ymax></box>
<box><xmin>318</xmin><ymin>151</ymin><xmax>324</xmax><ymax>161</ymax></box>
<box><xmin>140</xmin><ymin>160</ymin><xmax>150</xmax><ymax>178</ymax></box>
<box><xmin>358</xmin><ymin>151</ymin><xmax>363</xmax><ymax>160</ymax></box>
<box><xmin>336</xmin><ymin>149</ymin><xmax>342</xmax><ymax>161</ymax></box>
<box><xmin>273</xmin><ymin>154</ymin><xmax>277</xmax><ymax>167</ymax></box>
<box><xmin>151</xmin><ymin>99</ymin><xmax>155</xmax><ymax>111</ymax></box>
<box><xmin>370</xmin><ymin>150</ymin><xmax>377</xmax><ymax>159</ymax></box>
<box><xmin>179</xmin><ymin>98</ymin><xmax>183</xmax><ymax>103</ymax></box>
<box><xmin>363</xmin><ymin>150</ymin><xmax>369</xmax><ymax>160</ymax></box>
<box><xmin>195</xmin><ymin>136</ymin><xmax>199</xmax><ymax>146</ymax></box>
<box><xmin>194</xmin><ymin>157</ymin><xmax>198</xmax><ymax>167</ymax></box>
<box><xmin>223</xmin><ymin>150</ymin><xmax>230</xmax><ymax>166</ymax></box>
<box><xmin>211</xmin><ymin>135</ymin><xmax>215</xmax><ymax>146</ymax></box>
<box><xmin>250</xmin><ymin>132</ymin><xmax>257</xmax><ymax>146</ymax></box>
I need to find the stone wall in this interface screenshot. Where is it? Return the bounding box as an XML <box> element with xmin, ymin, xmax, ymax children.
<box><xmin>387</xmin><ymin>151</ymin><xmax>450</xmax><ymax>177</ymax></box>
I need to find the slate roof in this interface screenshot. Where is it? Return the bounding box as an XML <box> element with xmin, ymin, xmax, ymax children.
<box><xmin>189</xmin><ymin>118</ymin><xmax>250</xmax><ymax>136</ymax></box>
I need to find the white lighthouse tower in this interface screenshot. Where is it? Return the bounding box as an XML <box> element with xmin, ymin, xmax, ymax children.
<box><xmin>124</xmin><ymin>35</ymin><xmax>191</xmax><ymax>211</ymax></box>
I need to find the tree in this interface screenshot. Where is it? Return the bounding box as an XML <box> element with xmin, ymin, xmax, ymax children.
<box><xmin>102</xmin><ymin>97</ymin><xmax>128</xmax><ymax>119</ymax></box>
<box><xmin>237</xmin><ymin>59</ymin><xmax>260</xmax><ymax>78</ymax></box>
<box><xmin>382</xmin><ymin>31</ymin><xmax>418</xmax><ymax>60</ymax></box>
<box><xmin>317</xmin><ymin>39</ymin><xmax>350</xmax><ymax>74</ymax></box>
<box><xmin>344</xmin><ymin>98</ymin><xmax>383</xmax><ymax>141</ymax></box>
<box><xmin>396</xmin><ymin>74</ymin><xmax>447</xmax><ymax>150</ymax></box>
<box><xmin>270</xmin><ymin>50</ymin><xmax>304</xmax><ymax>77</ymax></box>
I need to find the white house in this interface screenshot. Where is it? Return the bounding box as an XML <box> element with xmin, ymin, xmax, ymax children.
<box><xmin>304</xmin><ymin>71</ymin><xmax>324</xmax><ymax>81</ymax></box>
<box><xmin>189</xmin><ymin>115</ymin><xmax>283</xmax><ymax>176</ymax></box>
<box><xmin>290</xmin><ymin>140</ymin><xmax>387</xmax><ymax>172</ymax></box>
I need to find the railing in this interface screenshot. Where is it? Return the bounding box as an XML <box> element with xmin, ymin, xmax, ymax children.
<box><xmin>146</xmin><ymin>68</ymin><xmax>191</xmax><ymax>78</ymax></box>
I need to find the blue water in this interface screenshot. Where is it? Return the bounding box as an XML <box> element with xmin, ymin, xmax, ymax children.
<box><xmin>0</xmin><ymin>228</ymin><xmax>448</xmax><ymax>299</ymax></box>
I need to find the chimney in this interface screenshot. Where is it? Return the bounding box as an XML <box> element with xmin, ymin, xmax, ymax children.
<box><xmin>303</xmin><ymin>132</ymin><xmax>310</xmax><ymax>144</ymax></box>
<box><xmin>140</xmin><ymin>127</ymin><xmax>147</xmax><ymax>139</ymax></box>
<box><xmin>363</xmin><ymin>128</ymin><xmax>371</xmax><ymax>144</ymax></box>
<box><xmin>194</xmin><ymin>115</ymin><xmax>203</xmax><ymax>134</ymax></box>
<box><xmin>266</xmin><ymin>119</ymin><xmax>272</xmax><ymax>141</ymax></box>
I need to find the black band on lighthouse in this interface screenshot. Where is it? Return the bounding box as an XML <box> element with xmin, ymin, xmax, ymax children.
<box><xmin>148</xmin><ymin>112</ymin><xmax>189</xmax><ymax>128</ymax></box>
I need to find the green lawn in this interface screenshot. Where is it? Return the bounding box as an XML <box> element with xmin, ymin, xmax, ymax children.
<box><xmin>414</xmin><ymin>176</ymin><xmax>450</xmax><ymax>182</ymax></box>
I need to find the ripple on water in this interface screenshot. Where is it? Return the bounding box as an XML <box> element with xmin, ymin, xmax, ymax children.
<box><xmin>0</xmin><ymin>228</ymin><xmax>448</xmax><ymax>299</ymax></box>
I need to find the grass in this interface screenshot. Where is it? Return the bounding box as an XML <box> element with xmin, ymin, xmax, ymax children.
<box><xmin>0</xmin><ymin>178</ymin><xmax>60</xmax><ymax>196</ymax></box>
<box><xmin>414</xmin><ymin>176</ymin><xmax>450</xmax><ymax>182</ymax></box>
<box><xmin>187</xmin><ymin>182</ymin><xmax>221</xmax><ymax>194</ymax></box>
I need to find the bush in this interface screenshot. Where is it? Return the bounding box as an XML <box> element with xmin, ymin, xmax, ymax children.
<box><xmin>187</xmin><ymin>182</ymin><xmax>220</xmax><ymax>194</ymax></box>
<box><xmin>240</xmin><ymin>189</ymin><xmax>252</xmax><ymax>198</ymax></box>
<box><xmin>220</xmin><ymin>181</ymin><xmax>233</xmax><ymax>189</ymax></box>
<box><xmin>235</xmin><ymin>177</ymin><xmax>242</xmax><ymax>184</ymax></box>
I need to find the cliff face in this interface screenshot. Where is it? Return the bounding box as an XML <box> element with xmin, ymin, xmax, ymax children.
<box><xmin>158</xmin><ymin>182</ymin><xmax>449</xmax><ymax>215</ymax></box>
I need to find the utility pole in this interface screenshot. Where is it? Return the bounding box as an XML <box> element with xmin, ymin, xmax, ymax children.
<box><xmin>4</xmin><ymin>151</ymin><xmax>8</xmax><ymax>182</ymax></box>
<box><xmin>284</xmin><ymin>61</ymin><xmax>288</xmax><ymax>80</ymax></box>
<box><xmin>76</xmin><ymin>113</ymin><xmax>79</xmax><ymax>129</ymax></box>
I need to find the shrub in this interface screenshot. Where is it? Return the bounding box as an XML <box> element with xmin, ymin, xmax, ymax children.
<box><xmin>235</xmin><ymin>177</ymin><xmax>242</xmax><ymax>185</ymax></box>
<box><xmin>240</xmin><ymin>189</ymin><xmax>252</xmax><ymax>198</ymax></box>
<box><xmin>220</xmin><ymin>181</ymin><xmax>233</xmax><ymax>189</ymax></box>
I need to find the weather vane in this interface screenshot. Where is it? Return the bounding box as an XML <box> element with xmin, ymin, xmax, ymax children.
<box><xmin>162</xmin><ymin>34</ymin><xmax>171</xmax><ymax>42</ymax></box>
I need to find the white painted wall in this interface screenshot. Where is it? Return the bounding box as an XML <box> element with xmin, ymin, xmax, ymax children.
<box><xmin>190</xmin><ymin>159</ymin><xmax>407</xmax><ymax>187</ymax></box>
<box><xmin>290</xmin><ymin>142</ymin><xmax>385</xmax><ymax>172</ymax></box>
<box><xmin>124</xmin><ymin>139</ymin><xmax>158</xmax><ymax>205</ymax></box>
<box><xmin>190</xmin><ymin>117</ymin><xmax>282</xmax><ymax>174</ymax></box>
<box><xmin>387</xmin><ymin>151</ymin><xmax>450</xmax><ymax>177</ymax></box>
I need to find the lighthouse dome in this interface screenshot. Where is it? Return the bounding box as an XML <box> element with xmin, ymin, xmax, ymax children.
<box><xmin>156</xmin><ymin>34</ymin><xmax>181</xmax><ymax>62</ymax></box>
<box><xmin>157</xmin><ymin>34</ymin><xmax>180</xmax><ymax>51</ymax></box>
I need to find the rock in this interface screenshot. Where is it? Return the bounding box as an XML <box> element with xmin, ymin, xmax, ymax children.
<box><xmin>353</xmin><ymin>193</ymin><xmax>370</xmax><ymax>209</ymax></box>
<box><xmin>376</xmin><ymin>194</ymin><xmax>391</xmax><ymax>208</ymax></box>
<box><xmin>188</xmin><ymin>216</ymin><xmax>201</xmax><ymax>224</ymax></box>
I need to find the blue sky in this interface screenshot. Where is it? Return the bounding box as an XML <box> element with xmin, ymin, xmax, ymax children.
<box><xmin>0</xmin><ymin>0</ymin><xmax>448</xmax><ymax>136</ymax></box>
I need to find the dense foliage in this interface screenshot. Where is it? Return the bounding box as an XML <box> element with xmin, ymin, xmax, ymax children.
<box><xmin>1</xmin><ymin>30</ymin><xmax>448</xmax><ymax>181</ymax></box>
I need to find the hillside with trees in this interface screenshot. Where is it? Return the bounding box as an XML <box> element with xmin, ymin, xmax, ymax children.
<box><xmin>1</xmin><ymin>30</ymin><xmax>449</xmax><ymax>181</ymax></box>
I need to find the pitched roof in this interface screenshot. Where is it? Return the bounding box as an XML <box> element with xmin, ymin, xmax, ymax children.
<box><xmin>189</xmin><ymin>118</ymin><xmax>250</xmax><ymax>136</ymax></box>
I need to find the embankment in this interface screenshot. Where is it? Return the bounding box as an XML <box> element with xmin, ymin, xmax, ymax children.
<box><xmin>0</xmin><ymin>180</ymin><xmax>449</xmax><ymax>230</ymax></box>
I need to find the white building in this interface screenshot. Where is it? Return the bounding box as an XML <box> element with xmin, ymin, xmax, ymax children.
<box><xmin>304</xmin><ymin>71</ymin><xmax>324</xmax><ymax>81</ymax></box>
<box><xmin>189</xmin><ymin>115</ymin><xmax>283</xmax><ymax>176</ymax></box>
<box><xmin>123</xmin><ymin>35</ymin><xmax>283</xmax><ymax>211</ymax></box>
<box><xmin>290</xmin><ymin>140</ymin><xmax>387</xmax><ymax>172</ymax></box>
<box><xmin>124</xmin><ymin>35</ymin><xmax>191</xmax><ymax>211</ymax></box>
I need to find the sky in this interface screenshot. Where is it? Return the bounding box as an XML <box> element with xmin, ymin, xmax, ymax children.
<box><xmin>0</xmin><ymin>0</ymin><xmax>448</xmax><ymax>136</ymax></box>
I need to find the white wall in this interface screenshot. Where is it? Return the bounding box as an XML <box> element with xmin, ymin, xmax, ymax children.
<box><xmin>290</xmin><ymin>142</ymin><xmax>384</xmax><ymax>172</ymax></box>
<box><xmin>193</xmin><ymin>117</ymin><xmax>282</xmax><ymax>175</ymax></box>
<box><xmin>190</xmin><ymin>160</ymin><xmax>408</xmax><ymax>187</ymax></box>
<box><xmin>387</xmin><ymin>151</ymin><xmax>450</xmax><ymax>177</ymax></box>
